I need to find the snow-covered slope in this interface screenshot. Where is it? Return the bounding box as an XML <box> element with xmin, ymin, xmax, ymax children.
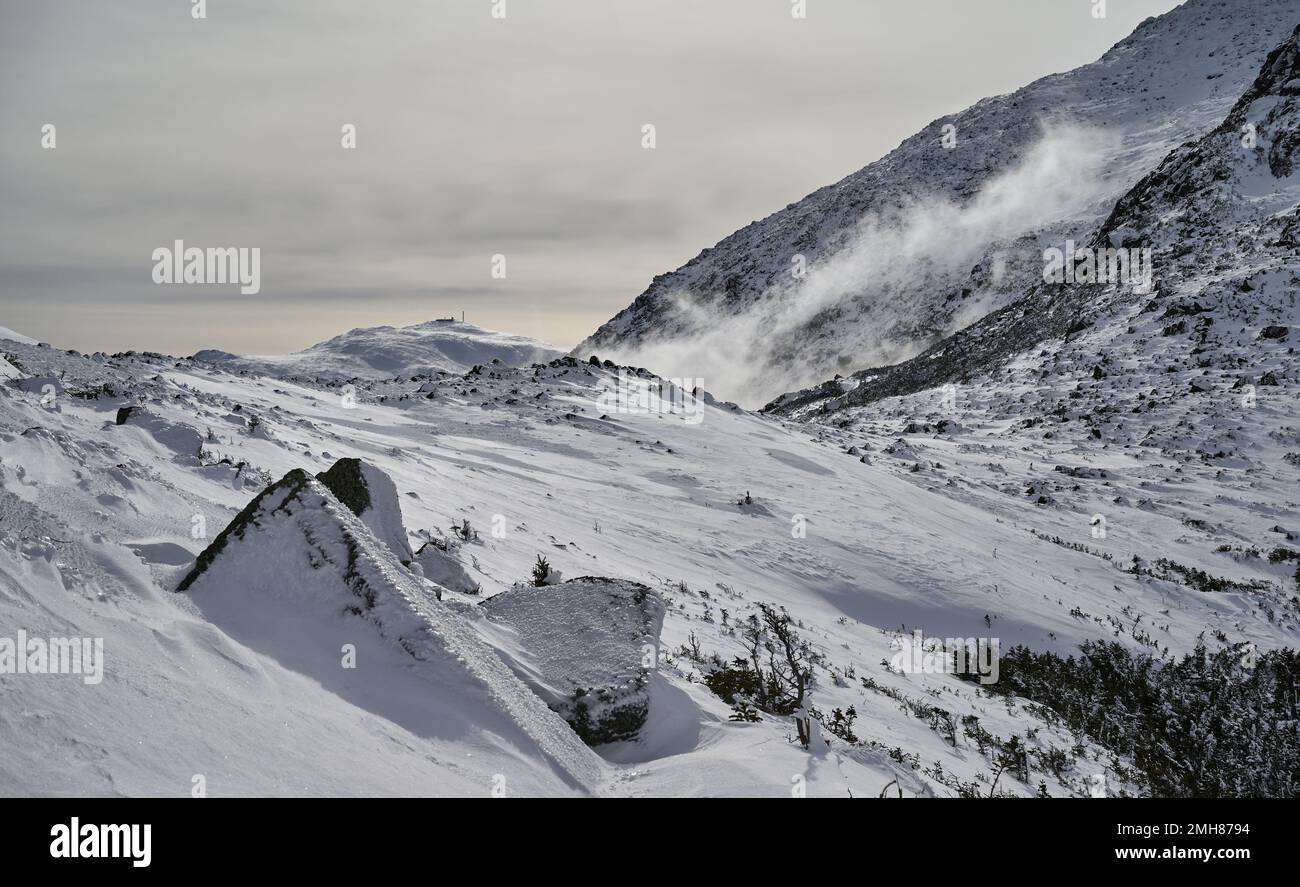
<box><xmin>749</xmin><ymin>23</ymin><xmax>1300</xmax><ymax>796</ymax></box>
<box><xmin>769</xmin><ymin>23</ymin><xmax>1300</xmax><ymax>419</ymax></box>
<box><xmin>193</xmin><ymin>319</ymin><xmax>561</xmax><ymax>381</ymax></box>
<box><xmin>577</xmin><ymin>0</ymin><xmax>1300</xmax><ymax>407</ymax></box>
<box><xmin>2</xmin><ymin>321</ymin><xmax>1293</xmax><ymax>795</ymax></box>
<box><xmin>0</xmin><ymin>326</ymin><xmax>39</xmax><ymax>346</ymax></box>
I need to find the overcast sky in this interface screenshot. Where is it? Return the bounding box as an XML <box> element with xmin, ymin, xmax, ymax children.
<box><xmin>0</xmin><ymin>0</ymin><xmax>1181</xmax><ymax>356</ymax></box>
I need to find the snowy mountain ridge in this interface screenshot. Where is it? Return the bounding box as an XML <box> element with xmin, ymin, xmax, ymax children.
<box><xmin>577</xmin><ymin>0</ymin><xmax>1300</xmax><ymax>408</ymax></box>
<box><xmin>769</xmin><ymin>22</ymin><xmax>1300</xmax><ymax>418</ymax></box>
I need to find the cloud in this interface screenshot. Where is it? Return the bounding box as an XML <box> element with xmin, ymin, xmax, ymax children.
<box><xmin>599</xmin><ymin>123</ymin><xmax>1122</xmax><ymax>407</ymax></box>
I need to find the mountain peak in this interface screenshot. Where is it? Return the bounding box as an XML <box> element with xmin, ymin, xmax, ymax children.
<box><xmin>193</xmin><ymin>318</ymin><xmax>562</xmax><ymax>382</ymax></box>
<box><xmin>577</xmin><ymin>0</ymin><xmax>1300</xmax><ymax>408</ymax></box>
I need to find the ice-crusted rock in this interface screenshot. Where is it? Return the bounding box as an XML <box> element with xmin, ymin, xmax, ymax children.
<box><xmin>480</xmin><ymin>577</ymin><xmax>665</xmax><ymax>746</ymax></box>
<box><xmin>315</xmin><ymin>458</ymin><xmax>413</xmax><ymax>562</ymax></box>
<box><xmin>175</xmin><ymin>468</ymin><xmax>600</xmax><ymax>789</ymax></box>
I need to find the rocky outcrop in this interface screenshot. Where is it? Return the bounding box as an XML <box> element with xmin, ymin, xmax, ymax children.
<box><xmin>175</xmin><ymin>467</ymin><xmax>601</xmax><ymax>788</ymax></box>
<box><xmin>315</xmin><ymin>458</ymin><xmax>414</xmax><ymax>563</ymax></box>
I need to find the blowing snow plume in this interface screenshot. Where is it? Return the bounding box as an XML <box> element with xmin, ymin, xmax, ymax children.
<box><xmin>599</xmin><ymin>125</ymin><xmax>1121</xmax><ymax>408</ymax></box>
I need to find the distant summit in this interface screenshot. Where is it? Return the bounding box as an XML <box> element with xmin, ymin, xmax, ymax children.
<box><xmin>193</xmin><ymin>319</ymin><xmax>562</xmax><ymax>381</ymax></box>
<box><xmin>0</xmin><ymin>325</ymin><xmax>39</xmax><ymax>346</ymax></box>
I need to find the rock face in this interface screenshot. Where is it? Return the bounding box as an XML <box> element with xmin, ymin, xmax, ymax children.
<box><xmin>175</xmin><ymin>468</ymin><xmax>601</xmax><ymax>789</ymax></box>
<box><xmin>315</xmin><ymin>458</ymin><xmax>414</xmax><ymax>563</ymax></box>
<box><xmin>481</xmin><ymin>578</ymin><xmax>666</xmax><ymax>746</ymax></box>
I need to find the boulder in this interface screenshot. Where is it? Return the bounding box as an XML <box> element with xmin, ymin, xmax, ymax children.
<box><xmin>481</xmin><ymin>578</ymin><xmax>665</xmax><ymax>745</ymax></box>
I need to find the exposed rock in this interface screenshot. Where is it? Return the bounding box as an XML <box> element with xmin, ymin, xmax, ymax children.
<box><xmin>413</xmin><ymin>542</ymin><xmax>480</xmax><ymax>595</ymax></box>
<box><xmin>315</xmin><ymin>458</ymin><xmax>413</xmax><ymax>562</ymax></box>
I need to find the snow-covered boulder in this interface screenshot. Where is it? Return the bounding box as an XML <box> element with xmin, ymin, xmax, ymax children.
<box><xmin>480</xmin><ymin>578</ymin><xmax>665</xmax><ymax>746</ymax></box>
<box><xmin>113</xmin><ymin>406</ymin><xmax>203</xmax><ymax>460</ymax></box>
<box><xmin>413</xmin><ymin>541</ymin><xmax>480</xmax><ymax>595</ymax></box>
<box><xmin>315</xmin><ymin>458</ymin><xmax>413</xmax><ymax>563</ymax></box>
<box><xmin>176</xmin><ymin>468</ymin><xmax>600</xmax><ymax>790</ymax></box>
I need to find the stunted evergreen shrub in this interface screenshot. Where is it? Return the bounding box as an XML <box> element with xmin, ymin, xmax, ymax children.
<box><xmin>967</xmin><ymin>640</ymin><xmax>1300</xmax><ymax>797</ymax></box>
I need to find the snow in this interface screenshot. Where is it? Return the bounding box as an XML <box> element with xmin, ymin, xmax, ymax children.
<box><xmin>178</xmin><ymin>469</ymin><xmax>599</xmax><ymax>793</ymax></box>
<box><xmin>6</xmin><ymin>332</ymin><xmax>1279</xmax><ymax>795</ymax></box>
<box><xmin>413</xmin><ymin>542</ymin><xmax>480</xmax><ymax>595</ymax></box>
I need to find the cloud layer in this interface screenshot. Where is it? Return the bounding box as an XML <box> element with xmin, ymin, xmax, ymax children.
<box><xmin>0</xmin><ymin>0</ymin><xmax>1176</xmax><ymax>356</ymax></box>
